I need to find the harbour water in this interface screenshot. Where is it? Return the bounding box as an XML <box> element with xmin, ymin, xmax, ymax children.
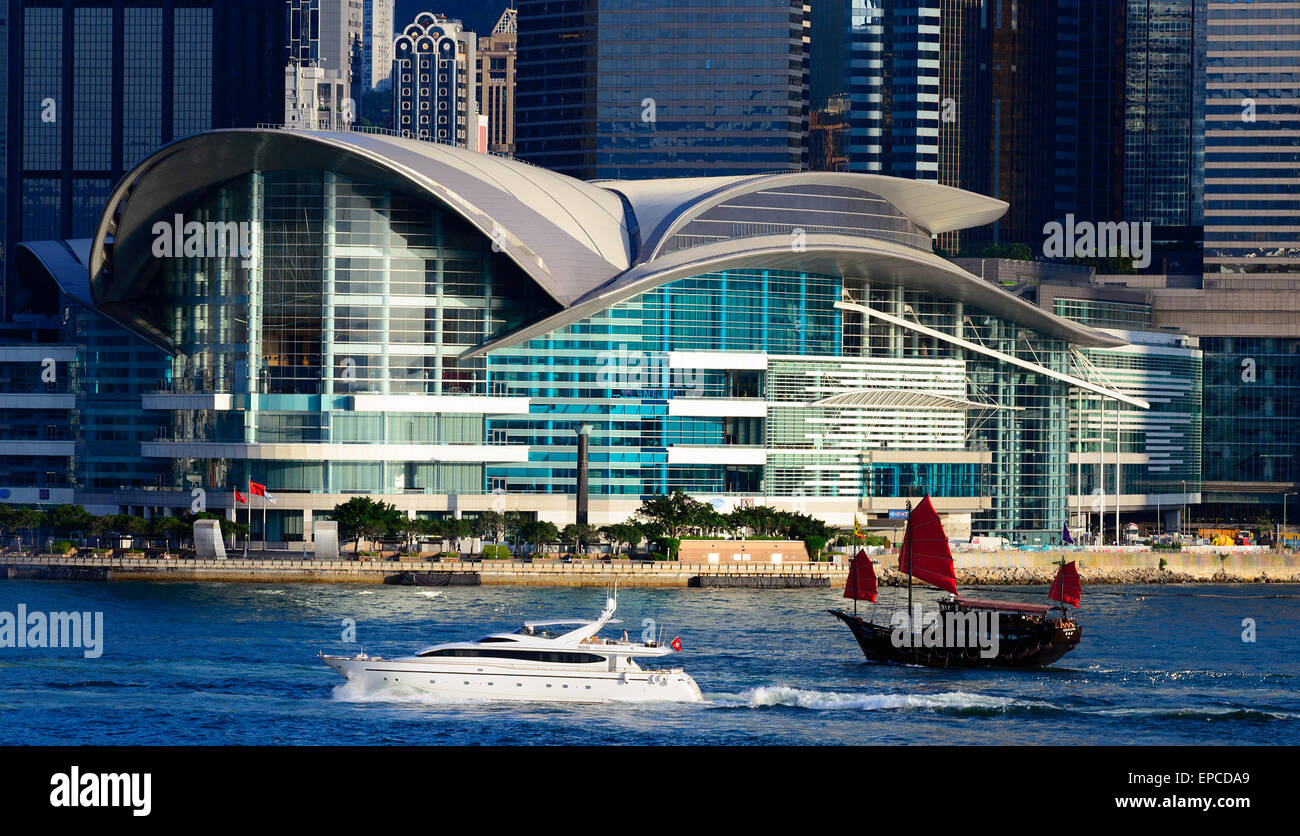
<box><xmin>0</xmin><ymin>581</ymin><xmax>1296</xmax><ymax>745</ymax></box>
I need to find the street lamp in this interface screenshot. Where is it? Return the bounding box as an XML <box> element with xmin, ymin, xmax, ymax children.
<box><xmin>1180</xmin><ymin>480</ymin><xmax>1187</xmax><ymax>537</ymax></box>
<box><xmin>1284</xmin><ymin>493</ymin><xmax>1298</xmax><ymax>550</ymax></box>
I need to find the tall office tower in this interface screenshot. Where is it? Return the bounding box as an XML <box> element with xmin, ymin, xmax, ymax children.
<box><xmin>285</xmin><ymin>0</ymin><xmax>363</xmax><ymax>129</ymax></box>
<box><xmin>1146</xmin><ymin>0</ymin><xmax>1300</xmax><ymax>519</ymax></box>
<box><xmin>814</xmin><ymin>1</ymin><xmax>1133</xmax><ymax>249</ymax></box>
<box><xmin>880</xmin><ymin>0</ymin><xmax>943</xmax><ymax>180</ymax></box>
<box><xmin>2</xmin><ymin>0</ymin><xmax>287</xmax><ymax>320</ymax></box>
<box><xmin>392</xmin><ymin>12</ymin><xmax>479</xmax><ymax>148</ymax></box>
<box><xmin>286</xmin><ymin>0</ymin><xmax>362</xmax><ymax>74</ymax></box>
<box><xmin>361</xmin><ymin>0</ymin><xmax>395</xmax><ymax>91</ymax></box>
<box><xmin>1123</xmin><ymin>0</ymin><xmax>1205</xmax><ymax>269</ymax></box>
<box><xmin>1053</xmin><ymin>0</ymin><xmax>1126</xmax><ymax>229</ymax></box>
<box><xmin>477</xmin><ymin>7</ymin><xmax>516</xmax><ymax>155</ymax></box>
<box><xmin>515</xmin><ymin>0</ymin><xmax>809</xmax><ymax>180</ymax></box>
<box><xmin>1202</xmin><ymin>0</ymin><xmax>1299</xmax><ymax>289</ymax></box>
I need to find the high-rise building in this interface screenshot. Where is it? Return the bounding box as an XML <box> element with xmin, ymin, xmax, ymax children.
<box><xmin>515</xmin><ymin>0</ymin><xmax>809</xmax><ymax>180</ymax></box>
<box><xmin>1123</xmin><ymin>0</ymin><xmax>1205</xmax><ymax>231</ymax></box>
<box><xmin>362</xmin><ymin>0</ymin><xmax>395</xmax><ymax>92</ymax></box>
<box><xmin>287</xmin><ymin>0</ymin><xmax>362</xmax><ymax>75</ymax></box>
<box><xmin>284</xmin><ymin>0</ymin><xmax>363</xmax><ymax>130</ymax></box>
<box><xmin>392</xmin><ymin>12</ymin><xmax>479</xmax><ymax>148</ymax></box>
<box><xmin>477</xmin><ymin>7</ymin><xmax>516</xmax><ymax>155</ymax></box>
<box><xmin>1202</xmin><ymin>0</ymin><xmax>1299</xmax><ymax>288</ymax></box>
<box><xmin>1</xmin><ymin>0</ymin><xmax>287</xmax><ymax>321</ymax></box>
<box><xmin>1153</xmin><ymin>0</ymin><xmax>1300</xmax><ymax>519</ymax></box>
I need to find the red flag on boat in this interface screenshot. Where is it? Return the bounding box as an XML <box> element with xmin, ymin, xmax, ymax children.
<box><xmin>1049</xmin><ymin>560</ymin><xmax>1082</xmax><ymax>608</ymax></box>
<box><xmin>670</xmin><ymin>637</ymin><xmax>682</xmax><ymax>652</ymax></box>
<box><xmin>248</xmin><ymin>481</ymin><xmax>266</xmax><ymax>497</ymax></box>
<box><xmin>234</xmin><ymin>489</ymin><xmax>248</xmax><ymax>504</ymax></box>
<box><xmin>897</xmin><ymin>496</ymin><xmax>958</xmax><ymax>594</ymax></box>
<box><xmin>843</xmin><ymin>549</ymin><xmax>878</xmax><ymax>603</ymax></box>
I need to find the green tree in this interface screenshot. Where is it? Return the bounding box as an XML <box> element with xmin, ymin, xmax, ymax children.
<box><xmin>328</xmin><ymin>497</ymin><xmax>401</xmax><ymax>557</ymax></box>
<box><xmin>46</xmin><ymin>504</ymin><xmax>94</xmax><ymax>538</ymax></box>
<box><xmin>476</xmin><ymin>511</ymin><xmax>506</xmax><ymax>545</ymax></box>
<box><xmin>600</xmin><ymin>521</ymin><xmax>643</xmax><ymax>557</ymax></box>
<box><xmin>635</xmin><ymin>489</ymin><xmax>712</xmax><ymax>539</ymax></box>
<box><xmin>560</xmin><ymin>523</ymin><xmax>600</xmax><ymax>555</ymax></box>
<box><xmin>521</xmin><ymin>520</ymin><xmax>560</xmax><ymax>555</ymax></box>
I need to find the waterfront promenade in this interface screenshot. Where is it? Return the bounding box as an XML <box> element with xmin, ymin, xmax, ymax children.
<box><xmin>2</xmin><ymin>549</ymin><xmax>1298</xmax><ymax>586</ymax></box>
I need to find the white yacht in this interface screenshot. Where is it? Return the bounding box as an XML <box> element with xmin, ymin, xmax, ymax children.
<box><xmin>322</xmin><ymin>590</ymin><xmax>703</xmax><ymax>703</ymax></box>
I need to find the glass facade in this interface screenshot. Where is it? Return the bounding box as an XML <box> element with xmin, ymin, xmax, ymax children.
<box><xmin>148</xmin><ymin>169</ymin><xmax>556</xmax><ymax>521</ymax></box>
<box><xmin>1123</xmin><ymin>0</ymin><xmax>1205</xmax><ymax>228</ymax></box>
<box><xmin>1053</xmin><ymin>298</ymin><xmax>1154</xmax><ymax>330</ymax></box>
<box><xmin>515</xmin><ymin>0</ymin><xmax>809</xmax><ymax>179</ymax></box>
<box><xmin>1075</xmin><ymin>336</ymin><xmax>1203</xmax><ymax>501</ymax></box>
<box><xmin>1201</xmin><ymin>337</ymin><xmax>1300</xmax><ymax>486</ymax></box>
<box><xmin>89</xmin><ymin>160</ymin><xmax>1127</xmax><ymax>539</ymax></box>
<box><xmin>2</xmin><ymin>0</ymin><xmax>286</xmax><ymax>320</ymax></box>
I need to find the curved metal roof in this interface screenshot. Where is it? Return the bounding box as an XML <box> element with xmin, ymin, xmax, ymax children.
<box><xmin>80</xmin><ymin>127</ymin><xmax>1123</xmax><ymax>353</ymax></box>
<box><xmin>603</xmin><ymin>171</ymin><xmax>1009</xmax><ymax>261</ymax></box>
<box><xmin>465</xmin><ymin>233</ymin><xmax>1127</xmax><ymax>356</ymax></box>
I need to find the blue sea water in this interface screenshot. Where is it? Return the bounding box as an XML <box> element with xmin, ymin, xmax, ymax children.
<box><xmin>0</xmin><ymin>580</ymin><xmax>1296</xmax><ymax>745</ymax></box>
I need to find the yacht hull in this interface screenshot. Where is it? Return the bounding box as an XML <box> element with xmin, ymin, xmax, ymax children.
<box><xmin>323</xmin><ymin>655</ymin><xmax>704</xmax><ymax>703</ymax></box>
<box><xmin>829</xmin><ymin>608</ymin><xmax>1081</xmax><ymax>668</ymax></box>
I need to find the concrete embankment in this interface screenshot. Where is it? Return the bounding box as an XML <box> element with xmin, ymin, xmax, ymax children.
<box><xmin>1</xmin><ymin>550</ymin><xmax>1297</xmax><ymax>587</ymax></box>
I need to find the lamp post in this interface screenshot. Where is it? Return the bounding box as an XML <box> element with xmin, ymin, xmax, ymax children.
<box><xmin>1285</xmin><ymin>493</ymin><xmax>1297</xmax><ymax>550</ymax></box>
<box><xmin>1181</xmin><ymin>480</ymin><xmax>1187</xmax><ymax>538</ymax></box>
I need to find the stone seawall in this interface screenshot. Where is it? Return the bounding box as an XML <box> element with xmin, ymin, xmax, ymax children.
<box><xmin>1</xmin><ymin>549</ymin><xmax>1297</xmax><ymax>586</ymax></box>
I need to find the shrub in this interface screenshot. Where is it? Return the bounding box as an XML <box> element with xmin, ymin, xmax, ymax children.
<box><xmin>51</xmin><ymin>540</ymin><xmax>75</xmax><ymax>554</ymax></box>
<box><xmin>482</xmin><ymin>544</ymin><xmax>510</xmax><ymax>559</ymax></box>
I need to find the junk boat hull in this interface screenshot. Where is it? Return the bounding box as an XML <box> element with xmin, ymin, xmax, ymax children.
<box><xmin>828</xmin><ymin>608</ymin><xmax>1081</xmax><ymax>668</ymax></box>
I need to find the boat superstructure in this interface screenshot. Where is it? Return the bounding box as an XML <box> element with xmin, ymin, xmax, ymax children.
<box><xmin>323</xmin><ymin>589</ymin><xmax>703</xmax><ymax>703</ymax></box>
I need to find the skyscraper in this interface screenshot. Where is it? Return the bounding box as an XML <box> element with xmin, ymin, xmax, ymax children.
<box><xmin>362</xmin><ymin>0</ymin><xmax>396</xmax><ymax>92</ymax></box>
<box><xmin>284</xmin><ymin>0</ymin><xmax>363</xmax><ymax>131</ymax></box>
<box><xmin>477</xmin><ymin>7</ymin><xmax>517</xmax><ymax>155</ymax></box>
<box><xmin>814</xmin><ymin>0</ymin><xmax>1128</xmax><ymax>249</ymax></box>
<box><xmin>515</xmin><ymin>0</ymin><xmax>809</xmax><ymax>180</ymax></box>
<box><xmin>2</xmin><ymin>0</ymin><xmax>286</xmax><ymax>320</ymax></box>
<box><xmin>1202</xmin><ymin>0</ymin><xmax>1299</xmax><ymax>288</ymax></box>
<box><xmin>1123</xmin><ymin>0</ymin><xmax>1205</xmax><ymax>231</ymax></box>
<box><xmin>392</xmin><ymin>12</ymin><xmax>479</xmax><ymax>148</ymax></box>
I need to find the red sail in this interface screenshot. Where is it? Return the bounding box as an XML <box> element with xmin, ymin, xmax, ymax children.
<box><xmin>897</xmin><ymin>496</ymin><xmax>957</xmax><ymax>593</ymax></box>
<box><xmin>1049</xmin><ymin>560</ymin><xmax>1082</xmax><ymax>608</ymax></box>
<box><xmin>844</xmin><ymin>549</ymin><xmax>878</xmax><ymax>602</ymax></box>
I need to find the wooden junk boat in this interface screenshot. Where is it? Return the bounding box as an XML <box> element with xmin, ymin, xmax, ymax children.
<box><xmin>829</xmin><ymin>496</ymin><xmax>1082</xmax><ymax>667</ymax></box>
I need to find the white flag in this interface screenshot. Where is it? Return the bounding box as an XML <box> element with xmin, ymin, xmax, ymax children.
<box><xmin>264</xmin><ymin>492</ymin><xmax>277</xmax><ymax>504</ymax></box>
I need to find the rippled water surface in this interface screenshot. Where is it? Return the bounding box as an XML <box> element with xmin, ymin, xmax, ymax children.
<box><xmin>1</xmin><ymin>581</ymin><xmax>1296</xmax><ymax>744</ymax></box>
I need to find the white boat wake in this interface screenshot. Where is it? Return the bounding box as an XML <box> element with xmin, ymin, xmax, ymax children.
<box><xmin>707</xmin><ymin>685</ymin><xmax>1055</xmax><ymax>712</ymax></box>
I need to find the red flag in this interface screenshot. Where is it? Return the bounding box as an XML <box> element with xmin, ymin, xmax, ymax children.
<box><xmin>1049</xmin><ymin>560</ymin><xmax>1083</xmax><ymax>608</ymax></box>
<box><xmin>248</xmin><ymin>481</ymin><xmax>266</xmax><ymax>497</ymax></box>
<box><xmin>843</xmin><ymin>549</ymin><xmax>878</xmax><ymax>602</ymax></box>
<box><xmin>234</xmin><ymin>490</ymin><xmax>248</xmax><ymax>504</ymax></box>
<box><xmin>897</xmin><ymin>496</ymin><xmax>958</xmax><ymax>594</ymax></box>
<box><xmin>670</xmin><ymin>637</ymin><xmax>682</xmax><ymax>652</ymax></box>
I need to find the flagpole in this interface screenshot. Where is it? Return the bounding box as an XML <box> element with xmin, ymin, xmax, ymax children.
<box><xmin>906</xmin><ymin>500</ymin><xmax>913</xmax><ymax>653</ymax></box>
<box><xmin>262</xmin><ymin>493</ymin><xmax>267</xmax><ymax>553</ymax></box>
<box><xmin>242</xmin><ymin>487</ymin><xmax>248</xmax><ymax>559</ymax></box>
